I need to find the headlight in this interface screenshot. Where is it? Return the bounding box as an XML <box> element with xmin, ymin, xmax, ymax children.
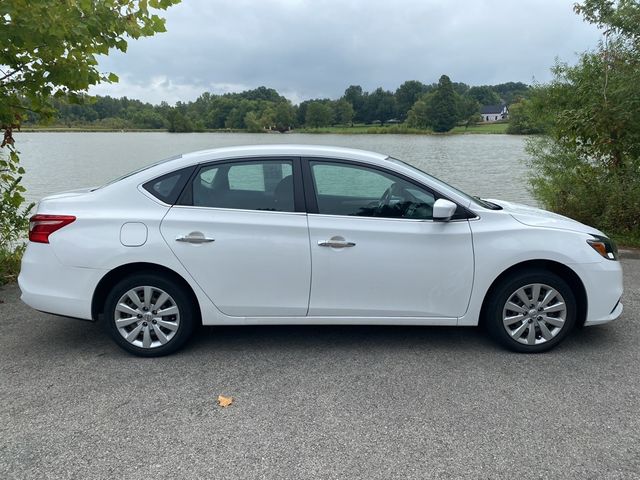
<box><xmin>587</xmin><ymin>235</ymin><xmax>618</xmax><ymax>260</ymax></box>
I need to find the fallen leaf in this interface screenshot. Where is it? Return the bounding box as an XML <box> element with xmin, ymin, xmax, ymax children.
<box><xmin>217</xmin><ymin>395</ymin><xmax>233</xmax><ymax>408</ymax></box>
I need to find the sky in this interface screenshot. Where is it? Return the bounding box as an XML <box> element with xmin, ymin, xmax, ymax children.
<box><xmin>90</xmin><ymin>0</ymin><xmax>603</xmax><ymax>105</ymax></box>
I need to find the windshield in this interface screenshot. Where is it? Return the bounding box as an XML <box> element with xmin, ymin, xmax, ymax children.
<box><xmin>92</xmin><ymin>154</ymin><xmax>183</xmax><ymax>191</ymax></box>
<box><xmin>387</xmin><ymin>157</ymin><xmax>502</xmax><ymax>210</ymax></box>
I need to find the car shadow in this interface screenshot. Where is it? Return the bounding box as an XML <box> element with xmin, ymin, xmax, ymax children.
<box><xmin>20</xmin><ymin>312</ymin><xmax>625</xmax><ymax>359</ymax></box>
<box><xmin>187</xmin><ymin>323</ymin><xmax>495</xmax><ymax>354</ymax></box>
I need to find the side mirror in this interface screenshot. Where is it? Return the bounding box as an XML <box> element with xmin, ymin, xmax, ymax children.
<box><xmin>433</xmin><ymin>199</ymin><xmax>457</xmax><ymax>222</ymax></box>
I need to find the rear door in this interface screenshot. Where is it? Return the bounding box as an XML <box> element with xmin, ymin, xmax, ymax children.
<box><xmin>160</xmin><ymin>157</ymin><xmax>311</xmax><ymax>317</ymax></box>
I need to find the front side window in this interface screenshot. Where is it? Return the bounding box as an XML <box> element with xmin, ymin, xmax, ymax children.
<box><xmin>192</xmin><ymin>160</ymin><xmax>294</xmax><ymax>212</ymax></box>
<box><xmin>310</xmin><ymin>162</ymin><xmax>436</xmax><ymax>219</ymax></box>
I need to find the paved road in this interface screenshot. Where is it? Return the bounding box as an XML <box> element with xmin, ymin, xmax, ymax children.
<box><xmin>1</xmin><ymin>259</ymin><xmax>639</xmax><ymax>480</ymax></box>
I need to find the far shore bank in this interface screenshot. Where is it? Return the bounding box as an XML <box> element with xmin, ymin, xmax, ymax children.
<box><xmin>20</xmin><ymin>122</ymin><xmax>512</xmax><ymax>135</ymax></box>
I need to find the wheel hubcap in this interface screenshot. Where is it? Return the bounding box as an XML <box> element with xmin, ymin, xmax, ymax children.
<box><xmin>114</xmin><ymin>286</ymin><xmax>180</xmax><ymax>349</ymax></box>
<box><xmin>502</xmin><ymin>283</ymin><xmax>567</xmax><ymax>346</ymax></box>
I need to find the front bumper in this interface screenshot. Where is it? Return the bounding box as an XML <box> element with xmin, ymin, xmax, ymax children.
<box><xmin>584</xmin><ymin>300</ymin><xmax>623</xmax><ymax>326</ymax></box>
<box><xmin>571</xmin><ymin>259</ymin><xmax>624</xmax><ymax>326</ymax></box>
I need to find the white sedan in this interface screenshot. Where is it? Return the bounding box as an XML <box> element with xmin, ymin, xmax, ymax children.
<box><xmin>19</xmin><ymin>145</ymin><xmax>623</xmax><ymax>356</ymax></box>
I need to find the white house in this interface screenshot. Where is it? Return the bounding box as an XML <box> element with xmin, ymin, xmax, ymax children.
<box><xmin>480</xmin><ymin>104</ymin><xmax>508</xmax><ymax>122</ymax></box>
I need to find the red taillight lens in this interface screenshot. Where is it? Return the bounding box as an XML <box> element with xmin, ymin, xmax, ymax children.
<box><xmin>28</xmin><ymin>214</ymin><xmax>76</xmax><ymax>243</ymax></box>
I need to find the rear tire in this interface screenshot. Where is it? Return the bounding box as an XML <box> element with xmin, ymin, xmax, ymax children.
<box><xmin>485</xmin><ymin>269</ymin><xmax>576</xmax><ymax>353</ymax></box>
<box><xmin>104</xmin><ymin>273</ymin><xmax>195</xmax><ymax>357</ymax></box>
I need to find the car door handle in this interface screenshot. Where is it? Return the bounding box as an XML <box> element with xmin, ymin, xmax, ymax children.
<box><xmin>176</xmin><ymin>232</ymin><xmax>215</xmax><ymax>244</ymax></box>
<box><xmin>318</xmin><ymin>239</ymin><xmax>356</xmax><ymax>248</ymax></box>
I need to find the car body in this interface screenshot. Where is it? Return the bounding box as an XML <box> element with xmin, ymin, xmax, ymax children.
<box><xmin>19</xmin><ymin>145</ymin><xmax>623</xmax><ymax>355</ymax></box>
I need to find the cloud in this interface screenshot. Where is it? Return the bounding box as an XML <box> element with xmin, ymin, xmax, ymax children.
<box><xmin>91</xmin><ymin>0</ymin><xmax>602</xmax><ymax>105</ymax></box>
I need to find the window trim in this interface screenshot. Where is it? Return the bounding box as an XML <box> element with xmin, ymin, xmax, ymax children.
<box><xmin>301</xmin><ymin>157</ymin><xmax>475</xmax><ymax>221</ymax></box>
<box><xmin>176</xmin><ymin>156</ymin><xmax>305</xmax><ymax>213</ymax></box>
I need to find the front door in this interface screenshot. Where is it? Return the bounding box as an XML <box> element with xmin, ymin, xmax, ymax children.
<box><xmin>304</xmin><ymin>160</ymin><xmax>474</xmax><ymax>318</ymax></box>
<box><xmin>161</xmin><ymin>158</ymin><xmax>311</xmax><ymax>317</ymax></box>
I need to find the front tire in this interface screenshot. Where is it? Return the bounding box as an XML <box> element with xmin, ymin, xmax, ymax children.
<box><xmin>104</xmin><ymin>273</ymin><xmax>195</xmax><ymax>357</ymax></box>
<box><xmin>485</xmin><ymin>269</ymin><xmax>577</xmax><ymax>353</ymax></box>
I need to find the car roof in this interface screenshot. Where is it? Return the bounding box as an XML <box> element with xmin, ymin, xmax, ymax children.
<box><xmin>133</xmin><ymin>144</ymin><xmax>391</xmax><ymax>180</ymax></box>
<box><xmin>182</xmin><ymin>144</ymin><xmax>389</xmax><ymax>163</ymax></box>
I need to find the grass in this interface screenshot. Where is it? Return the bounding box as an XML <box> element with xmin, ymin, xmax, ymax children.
<box><xmin>24</xmin><ymin>122</ymin><xmax>511</xmax><ymax>135</ymax></box>
<box><xmin>297</xmin><ymin>122</ymin><xmax>510</xmax><ymax>135</ymax></box>
<box><xmin>450</xmin><ymin>122</ymin><xmax>509</xmax><ymax>134</ymax></box>
<box><xmin>296</xmin><ymin>124</ymin><xmax>427</xmax><ymax>134</ymax></box>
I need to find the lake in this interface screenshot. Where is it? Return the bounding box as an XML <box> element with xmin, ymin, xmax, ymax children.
<box><xmin>14</xmin><ymin>132</ymin><xmax>535</xmax><ymax>206</ymax></box>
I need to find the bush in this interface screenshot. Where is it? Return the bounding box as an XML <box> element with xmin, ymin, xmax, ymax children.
<box><xmin>0</xmin><ymin>144</ymin><xmax>33</xmax><ymax>285</ymax></box>
<box><xmin>528</xmin><ymin>137</ymin><xmax>640</xmax><ymax>244</ymax></box>
<box><xmin>525</xmin><ymin>1</ymin><xmax>640</xmax><ymax>246</ymax></box>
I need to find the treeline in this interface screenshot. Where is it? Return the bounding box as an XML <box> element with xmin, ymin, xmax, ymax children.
<box><xmin>37</xmin><ymin>80</ymin><xmax>530</xmax><ymax>133</ymax></box>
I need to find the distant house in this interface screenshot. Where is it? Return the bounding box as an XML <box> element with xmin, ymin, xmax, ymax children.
<box><xmin>480</xmin><ymin>104</ymin><xmax>508</xmax><ymax>122</ymax></box>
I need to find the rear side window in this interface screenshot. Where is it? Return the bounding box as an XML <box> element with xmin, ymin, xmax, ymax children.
<box><xmin>191</xmin><ymin>160</ymin><xmax>295</xmax><ymax>212</ymax></box>
<box><xmin>143</xmin><ymin>167</ymin><xmax>194</xmax><ymax>205</ymax></box>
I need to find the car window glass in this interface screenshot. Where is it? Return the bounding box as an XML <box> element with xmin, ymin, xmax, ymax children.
<box><xmin>150</xmin><ymin>173</ymin><xmax>180</xmax><ymax>198</ymax></box>
<box><xmin>193</xmin><ymin>160</ymin><xmax>294</xmax><ymax>212</ymax></box>
<box><xmin>200</xmin><ymin>168</ymin><xmax>217</xmax><ymax>185</ymax></box>
<box><xmin>310</xmin><ymin>162</ymin><xmax>435</xmax><ymax>220</ymax></box>
<box><xmin>142</xmin><ymin>166</ymin><xmax>194</xmax><ymax>205</ymax></box>
<box><xmin>313</xmin><ymin>163</ymin><xmax>392</xmax><ymax>198</ymax></box>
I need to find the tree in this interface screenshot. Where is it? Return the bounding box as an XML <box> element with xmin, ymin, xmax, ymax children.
<box><xmin>167</xmin><ymin>106</ymin><xmax>193</xmax><ymax>132</ymax></box>
<box><xmin>362</xmin><ymin>87</ymin><xmax>396</xmax><ymax>124</ymax></box>
<box><xmin>273</xmin><ymin>102</ymin><xmax>295</xmax><ymax>131</ymax></box>
<box><xmin>526</xmin><ymin>0</ymin><xmax>640</xmax><ymax>241</ymax></box>
<box><xmin>305</xmin><ymin>101</ymin><xmax>333</xmax><ymax>128</ymax></box>
<box><xmin>491</xmin><ymin>82</ymin><xmax>530</xmax><ymax>104</ymax></box>
<box><xmin>466</xmin><ymin>86</ymin><xmax>501</xmax><ymax>106</ymax></box>
<box><xmin>1</xmin><ymin>0</ymin><xmax>180</xmax><ymax>129</ymax></box>
<box><xmin>407</xmin><ymin>75</ymin><xmax>459</xmax><ymax>132</ymax></box>
<box><xmin>132</xmin><ymin>110</ymin><xmax>167</xmax><ymax>129</ymax></box>
<box><xmin>429</xmin><ymin>75</ymin><xmax>459</xmax><ymax>132</ymax></box>
<box><xmin>395</xmin><ymin>80</ymin><xmax>429</xmax><ymax>119</ymax></box>
<box><xmin>0</xmin><ymin>0</ymin><xmax>180</xmax><ymax>282</ymax></box>
<box><xmin>334</xmin><ymin>99</ymin><xmax>355</xmax><ymax>126</ymax></box>
<box><xmin>505</xmin><ymin>95</ymin><xmax>548</xmax><ymax>134</ymax></box>
<box><xmin>456</xmin><ymin>95</ymin><xmax>480</xmax><ymax>127</ymax></box>
<box><xmin>343</xmin><ymin>85</ymin><xmax>365</xmax><ymax>122</ymax></box>
<box><xmin>244</xmin><ymin>111</ymin><xmax>263</xmax><ymax>133</ymax></box>
<box><xmin>406</xmin><ymin>96</ymin><xmax>431</xmax><ymax>129</ymax></box>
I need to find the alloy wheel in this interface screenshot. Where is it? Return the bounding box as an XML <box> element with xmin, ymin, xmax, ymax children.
<box><xmin>502</xmin><ymin>283</ymin><xmax>567</xmax><ymax>346</ymax></box>
<box><xmin>114</xmin><ymin>286</ymin><xmax>181</xmax><ymax>349</ymax></box>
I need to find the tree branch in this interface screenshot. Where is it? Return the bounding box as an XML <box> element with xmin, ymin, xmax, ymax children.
<box><xmin>0</xmin><ymin>67</ymin><xmax>23</xmax><ymax>83</ymax></box>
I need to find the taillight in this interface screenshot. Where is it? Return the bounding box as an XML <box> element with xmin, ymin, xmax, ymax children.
<box><xmin>29</xmin><ymin>215</ymin><xmax>76</xmax><ymax>243</ymax></box>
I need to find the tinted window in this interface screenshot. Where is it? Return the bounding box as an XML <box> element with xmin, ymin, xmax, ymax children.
<box><xmin>193</xmin><ymin>160</ymin><xmax>294</xmax><ymax>212</ymax></box>
<box><xmin>142</xmin><ymin>166</ymin><xmax>194</xmax><ymax>204</ymax></box>
<box><xmin>310</xmin><ymin>162</ymin><xmax>435</xmax><ymax>219</ymax></box>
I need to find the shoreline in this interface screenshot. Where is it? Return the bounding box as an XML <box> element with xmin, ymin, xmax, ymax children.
<box><xmin>20</xmin><ymin>123</ymin><xmax>512</xmax><ymax>135</ymax></box>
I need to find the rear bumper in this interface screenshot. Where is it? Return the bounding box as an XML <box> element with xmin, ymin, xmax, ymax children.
<box><xmin>18</xmin><ymin>243</ymin><xmax>106</xmax><ymax>320</ymax></box>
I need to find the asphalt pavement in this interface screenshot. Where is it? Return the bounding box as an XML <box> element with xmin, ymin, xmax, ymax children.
<box><xmin>1</xmin><ymin>258</ymin><xmax>639</xmax><ymax>480</ymax></box>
